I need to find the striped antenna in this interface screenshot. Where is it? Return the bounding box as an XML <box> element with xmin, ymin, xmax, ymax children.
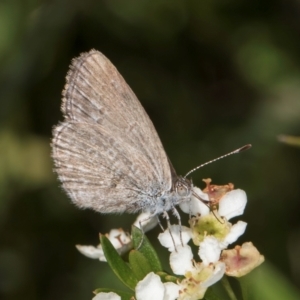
<box><xmin>184</xmin><ymin>144</ymin><xmax>252</xmax><ymax>178</ymax></box>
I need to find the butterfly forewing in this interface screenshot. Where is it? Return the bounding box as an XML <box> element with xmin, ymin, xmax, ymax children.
<box><xmin>63</xmin><ymin>50</ymin><xmax>169</xmax><ymax>182</ymax></box>
<box><xmin>52</xmin><ymin>50</ymin><xmax>173</xmax><ymax>213</ymax></box>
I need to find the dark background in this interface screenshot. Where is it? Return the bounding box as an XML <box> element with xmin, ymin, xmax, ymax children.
<box><xmin>1</xmin><ymin>1</ymin><xmax>300</xmax><ymax>299</ymax></box>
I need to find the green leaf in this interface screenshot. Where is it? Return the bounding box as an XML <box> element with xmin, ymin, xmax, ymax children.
<box><xmin>129</xmin><ymin>250</ymin><xmax>153</xmax><ymax>280</ymax></box>
<box><xmin>93</xmin><ymin>288</ymin><xmax>133</xmax><ymax>300</ymax></box>
<box><xmin>131</xmin><ymin>226</ymin><xmax>163</xmax><ymax>272</ymax></box>
<box><xmin>100</xmin><ymin>235</ymin><xmax>139</xmax><ymax>290</ymax></box>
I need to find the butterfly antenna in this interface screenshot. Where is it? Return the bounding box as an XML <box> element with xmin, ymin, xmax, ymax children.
<box><xmin>184</xmin><ymin>144</ymin><xmax>252</xmax><ymax>178</ymax></box>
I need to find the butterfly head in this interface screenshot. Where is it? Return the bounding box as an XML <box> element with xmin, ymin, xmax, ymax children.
<box><xmin>173</xmin><ymin>176</ymin><xmax>192</xmax><ymax>198</ymax></box>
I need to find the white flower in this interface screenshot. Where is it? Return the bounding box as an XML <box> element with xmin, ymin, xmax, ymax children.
<box><xmin>178</xmin><ymin>261</ymin><xmax>226</xmax><ymax>300</ymax></box>
<box><xmin>76</xmin><ymin>245</ymin><xmax>105</xmax><ymax>261</ymax></box>
<box><xmin>134</xmin><ymin>212</ymin><xmax>158</xmax><ymax>233</ymax></box>
<box><xmin>135</xmin><ymin>272</ymin><xmax>179</xmax><ymax>300</ymax></box>
<box><xmin>179</xmin><ymin>187</ymin><xmax>210</xmax><ymax>216</ymax></box>
<box><xmin>92</xmin><ymin>292</ymin><xmax>121</xmax><ymax>300</ymax></box>
<box><xmin>188</xmin><ymin>186</ymin><xmax>248</xmax><ymax>251</ymax></box>
<box><xmin>92</xmin><ymin>273</ymin><xmax>181</xmax><ymax>300</ymax></box>
<box><xmin>158</xmin><ymin>225</ymin><xmax>192</xmax><ymax>252</ymax></box>
<box><xmin>190</xmin><ymin>217</ymin><xmax>247</xmax><ymax>252</ymax></box>
<box><xmin>77</xmin><ymin>228</ymin><xmax>132</xmax><ymax>262</ymax></box>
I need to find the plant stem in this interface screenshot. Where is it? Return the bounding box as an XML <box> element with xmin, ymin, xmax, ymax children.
<box><xmin>221</xmin><ymin>276</ymin><xmax>238</xmax><ymax>300</ymax></box>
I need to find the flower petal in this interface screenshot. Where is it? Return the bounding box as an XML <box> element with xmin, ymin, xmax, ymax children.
<box><xmin>169</xmin><ymin>245</ymin><xmax>193</xmax><ymax>275</ymax></box>
<box><xmin>134</xmin><ymin>212</ymin><xmax>158</xmax><ymax>233</ymax></box>
<box><xmin>135</xmin><ymin>272</ymin><xmax>164</xmax><ymax>300</ymax></box>
<box><xmin>218</xmin><ymin>189</ymin><xmax>247</xmax><ymax>220</ymax></box>
<box><xmin>180</xmin><ymin>187</ymin><xmax>210</xmax><ymax>216</ymax></box>
<box><xmin>199</xmin><ymin>236</ymin><xmax>222</xmax><ymax>265</ymax></box>
<box><xmin>92</xmin><ymin>292</ymin><xmax>121</xmax><ymax>300</ymax></box>
<box><xmin>163</xmin><ymin>282</ymin><xmax>180</xmax><ymax>300</ymax></box>
<box><xmin>221</xmin><ymin>242</ymin><xmax>265</xmax><ymax>277</ymax></box>
<box><xmin>76</xmin><ymin>245</ymin><xmax>106</xmax><ymax>261</ymax></box>
<box><xmin>222</xmin><ymin>221</ymin><xmax>247</xmax><ymax>247</ymax></box>
<box><xmin>201</xmin><ymin>262</ymin><xmax>226</xmax><ymax>288</ymax></box>
<box><xmin>158</xmin><ymin>225</ymin><xmax>192</xmax><ymax>252</ymax></box>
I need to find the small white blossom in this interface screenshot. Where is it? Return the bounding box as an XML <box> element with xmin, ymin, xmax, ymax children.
<box><xmin>76</xmin><ymin>245</ymin><xmax>105</xmax><ymax>261</ymax></box>
<box><xmin>158</xmin><ymin>225</ymin><xmax>192</xmax><ymax>252</ymax></box>
<box><xmin>92</xmin><ymin>292</ymin><xmax>121</xmax><ymax>300</ymax></box>
<box><xmin>135</xmin><ymin>272</ymin><xmax>179</xmax><ymax>300</ymax></box>
<box><xmin>77</xmin><ymin>228</ymin><xmax>132</xmax><ymax>262</ymax></box>
<box><xmin>180</xmin><ymin>187</ymin><xmax>210</xmax><ymax>216</ymax></box>
<box><xmin>178</xmin><ymin>261</ymin><xmax>226</xmax><ymax>300</ymax></box>
<box><xmin>188</xmin><ymin>186</ymin><xmax>248</xmax><ymax>252</ymax></box>
<box><xmin>134</xmin><ymin>212</ymin><xmax>158</xmax><ymax>232</ymax></box>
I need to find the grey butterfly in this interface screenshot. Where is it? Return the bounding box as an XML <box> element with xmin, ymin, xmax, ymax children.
<box><xmin>52</xmin><ymin>49</ymin><xmax>197</xmax><ymax>221</ymax></box>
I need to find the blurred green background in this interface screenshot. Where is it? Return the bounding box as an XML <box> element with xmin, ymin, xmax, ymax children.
<box><xmin>1</xmin><ymin>0</ymin><xmax>300</xmax><ymax>299</ymax></box>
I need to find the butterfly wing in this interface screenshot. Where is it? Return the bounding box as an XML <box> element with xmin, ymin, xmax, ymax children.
<box><xmin>52</xmin><ymin>50</ymin><xmax>172</xmax><ymax>213</ymax></box>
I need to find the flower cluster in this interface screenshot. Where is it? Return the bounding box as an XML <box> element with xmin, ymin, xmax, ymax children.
<box><xmin>78</xmin><ymin>179</ymin><xmax>264</xmax><ymax>300</ymax></box>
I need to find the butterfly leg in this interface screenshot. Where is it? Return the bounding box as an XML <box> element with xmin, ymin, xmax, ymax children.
<box><xmin>172</xmin><ymin>206</ymin><xmax>184</xmax><ymax>247</ymax></box>
<box><xmin>156</xmin><ymin>215</ymin><xmax>165</xmax><ymax>231</ymax></box>
<box><xmin>162</xmin><ymin>210</ymin><xmax>178</xmax><ymax>251</ymax></box>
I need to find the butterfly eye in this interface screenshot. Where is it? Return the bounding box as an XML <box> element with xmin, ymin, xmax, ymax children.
<box><xmin>176</xmin><ymin>182</ymin><xmax>189</xmax><ymax>197</ymax></box>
